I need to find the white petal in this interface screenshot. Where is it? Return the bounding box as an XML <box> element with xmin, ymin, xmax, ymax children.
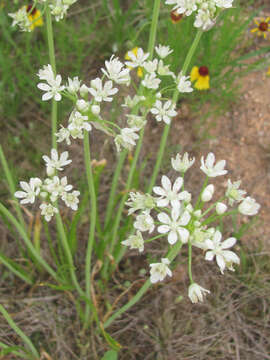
<box><xmin>205</xmin><ymin>251</ymin><xmax>215</xmax><ymax>261</ymax></box>
<box><xmin>177</xmin><ymin>227</ymin><xmax>189</xmax><ymax>243</ymax></box>
<box><xmin>156</xmin><ymin>198</ymin><xmax>169</xmax><ymax>207</ymax></box>
<box><xmin>161</xmin><ymin>175</ymin><xmax>171</xmax><ymax>191</ymax></box>
<box><xmin>172</xmin><ymin>177</ymin><xmax>183</xmax><ymax>192</ymax></box>
<box><xmin>157</xmin><ymin>212</ymin><xmax>171</xmax><ymax>224</ymax></box>
<box><xmin>153</xmin><ymin>186</ymin><xmax>166</xmax><ymax>196</ymax></box>
<box><xmin>42</xmin><ymin>92</ymin><xmax>53</xmax><ymax>101</ymax></box>
<box><xmin>157</xmin><ymin>225</ymin><xmax>170</xmax><ymax>234</ymax></box>
<box><xmin>221</xmin><ymin>237</ymin><xmax>236</xmax><ymax>249</ymax></box>
<box><xmin>216</xmin><ymin>254</ymin><xmax>226</xmax><ymax>274</ymax></box>
<box><xmin>223</xmin><ymin>250</ymin><xmax>240</xmax><ymax>264</ymax></box>
<box><xmin>179</xmin><ymin>210</ymin><xmax>191</xmax><ymax>226</ymax></box>
<box><xmin>168</xmin><ymin>230</ymin><xmax>178</xmax><ymax>244</ymax></box>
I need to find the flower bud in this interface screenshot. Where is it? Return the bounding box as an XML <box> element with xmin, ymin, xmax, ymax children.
<box><xmin>238</xmin><ymin>197</ymin><xmax>260</xmax><ymax>216</ymax></box>
<box><xmin>216</xmin><ymin>202</ymin><xmax>227</xmax><ymax>215</ymax></box>
<box><xmin>91</xmin><ymin>105</ymin><xmax>100</xmax><ymax>115</ymax></box>
<box><xmin>76</xmin><ymin>99</ymin><xmax>89</xmax><ymax>112</ymax></box>
<box><xmin>79</xmin><ymin>84</ymin><xmax>89</xmax><ymax>97</ymax></box>
<box><xmin>201</xmin><ymin>184</ymin><xmax>214</xmax><ymax>202</ymax></box>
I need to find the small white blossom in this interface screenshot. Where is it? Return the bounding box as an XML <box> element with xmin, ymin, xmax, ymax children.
<box><xmin>121</xmin><ymin>95</ymin><xmax>146</xmax><ymax>108</ymax></box>
<box><xmin>134</xmin><ymin>211</ymin><xmax>155</xmax><ymax>234</ymax></box>
<box><xmin>158</xmin><ymin>204</ymin><xmax>190</xmax><ymax>244</ymax></box>
<box><xmin>205</xmin><ymin>230</ymin><xmax>240</xmax><ymax>274</ymax></box>
<box><xmin>15</xmin><ymin>178</ymin><xmax>42</xmax><ymax>204</ymax></box>
<box><xmin>42</xmin><ymin>149</ymin><xmax>72</xmax><ymax>176</ymax></box>
<box><xmin>126</xmin><ymin>115</ymin><xmax>147</xmax><ymax>130</ymax></box>
<box><xmin>238</xmin><ymin>197</ymin><xmax>260</xmax><ymax>216</ymax></box>
<box><xmin>171</xmin><ymin>152</ymin><xmax>195</xmax><ymax>173</ymax></box>
<box><xmin>68</xmin><ymin>111</ymin><xmax>92</xmax><ymax>133</ymax></box>
<box><xmin>126</xmin><ymin>192</ymin><xmax>156</xmax><ymax>215</ymax></box>
<box><xmin>176</xmin><ymin>72</ymin><xmax>193</xmax><ymax>93</ymax></box>
<box><xmin>165</xmin><ymin>0</ymin><xmax>197</xmax><ymax>16</ymax></box>
<box><xmin>155</xmin><ymin>45</ymin><xmax>173</xmax><ymax>59</ymax></box>
<box><xmin>200</xmin><ymin>152</ymin><xmax>227</xmax><ymax>177</ymax></box>
<box><xmin>141</xmin><ymin>73</ymin><xmax>161</xmax><ymax>90</ymax></box>
<box><xmin>91</xmin><ymin>105</ymin><xmax>100</xmax><ymax>115</ymax></box>
<box><xmin>37</xmin><ymin>65</ymin><xmax>54</xmax><ymax>82</ymax></box>
<box><xmin>62</xmin><ymin>190</ymin><xmax>80</xmax><ymax>210</ymax></box>
<box><xmin>80</xmin><ymin>84</ymin><xmax>89</xmax><ymax>97</ymax></box>
<box><xmin>56</xmin><ymin>126</ymin><xmax>71</xmax><ymax>145</ymax></box>
<box><xmin>143</xmin><ymin>59</ymin><xmax>158</xmax><ymax>74</ymax></box>
<box><xmin>157</xmin><ymin>60</ymin><xmax>175</xmax><ymax>78</ymax></box>
<box><xmin>101</xmin><ymin>55</ymin><xmax>130</xmax><ymax>85</ymax></box>
<box><xmin>114</xmin><ymin>128</ymin><xmax>139</xmax><ymax>152</ymax></box>
<box><xmin>8</xmin><ymin>7</ymin><xmax>31</xmax><ymax>32</ymax></box>
<box><xmin>150</xmin><ymin>258</ymin><xmax>172</xmax><ymax>283</ymax></box>
<box><xmin>201</xmin><ymin>184</ymin><xmax>214</xmax><ymax>202</ymax></box>
<box><xmin>225</xmin><ymin>179</ymin><xmax>246</xmax><ymax>206</ymax></box>
<box><xmin>153</xmin><ymin>175</ymin><xmax>189</xmax><ymax>208</ymax></box>
<box><xmin>66</xmin><ymin>77</ymin><xmax>81</xmax><ymax>93</ymax></box>
<box><xmin>194</xmin><ymin>9</ymin><xmax>215</xmax><ymax>31</ymax></box>
<box><xmin>150</xmin><ymin>100</ymin><xmax>177</xmax><ymax>124</ymax></box>
<box><xmin>89</xmin><ymin>78</ymin><xmax>118</xmax><ymax>102</ymax></box>
<box><xmin>76</xmin><ymin>99</ymin><xmax>89</xmax><ymax>113</ymax></box>
<box><xmin>37</xmin><ymin>67</ymin><xmax>65</xmax><ymax>101</ymax></box>
<box><xmin>49</xmin><ymin>2</ymin><xmax>69</xmax><ymax>22</ymax></box>
<box><xmin>188</xmin><ymin>283</ymin><xmax>210</xmax><ymax>303</ymax></box>
<box><xmin>125</xmin><ymin>48</ymin><xmax>149</xmax><ymax>68</ymax></box>
<box><xmin>122</xmin><ymin>231</ymin><xmax>144</xmax><ymax>252</ymax></box>
<box><xmin>216</xmin><ymin>202</ymin><xmax>227</xmax><ymax>215</ymax></box>
<box><xmin>44</xmin><ymin>176</ymin><xmax>72</xmax><ymax>202</ymax></box>
<box><xmin>40</xmin><ymin>203</ymin><xmax>58</xmax><ymax>222</ymax></box>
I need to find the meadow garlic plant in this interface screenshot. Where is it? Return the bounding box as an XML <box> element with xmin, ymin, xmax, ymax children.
<box><xmin>0</xmin><ymin>0</ymin><xmax>262</xmax><ymax>357</ymax></box>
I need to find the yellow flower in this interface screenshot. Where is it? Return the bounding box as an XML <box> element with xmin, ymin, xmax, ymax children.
<box><xmin>250</xmin><ymin>17</ymin><xmax>270</xmax><ymax>39</ymax></box>
<box><xmin>170</xmin><ymin>9</ymin><xmax>183</xmax><ymax>24</ymax></box>
<box><xmin>125</xmin><ymin>47</ymin><xmax>143</xmax><ymax>78</ymax></box>
<box><xmin>267</xmin><ymin>67</ymin><xmax>270</xmax><ymax>76</ymax></box>
<box><xmin>26</xmin><ymin>5</ymin><xmax>43</xmax><ymax>31</ymax></box>
<box><xmin>190</xmin><ymin>66</ymin><xmax>210</xmax><ymax>90</ymax></box>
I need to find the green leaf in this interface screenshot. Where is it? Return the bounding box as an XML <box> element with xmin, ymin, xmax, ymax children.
<box><xmin>101</xmin><ymin>350</ymin><xmax>118</xmax><ymax>360</ymax></box>
<box><xmin>100</xmin><ymin>327</ymin><xmax>122</xmax><ymax>351</ymax></box>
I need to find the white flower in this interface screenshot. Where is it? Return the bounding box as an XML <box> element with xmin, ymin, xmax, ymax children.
<box><xmin>216</xmin><ymin>202</ymin><xmax>227</xmax><ymax>215</ymax></box>
<box><xmin>62</xmin><ymin>190</ymin><xmax>80</xmax><ymax>210</ymax></box>
<box><xmin>126</xmin><ymin>192</ymin><xmax>156</xmax><ymax>215</ymax></box>
<box><xmin>44</xmin><ymin>176</ymin><xmax>72</xmax><ymax>202</ymax></box>
<box><xmin>153</xmin><ymin>175</ymin><xmax>189</xmax><ymax>207</ymax></box>
<box><xmin>66</xmin><ymin>77</ymin><xmax>81</xmax><ymax>93</ymax></box>
<box><xmin>80</xmin><ymin>84</ymin><xmax>89</xmax><ymax>97</ymax></box>
<box><xmin>238</xmin><ymin>197</ymin><xmax>260</xmax><ymax>216</ymax></box>
<box><xmin>157</xmin><ymin>60</ymin><xmax>175</xmax><ymax>78</ymax></box>
<box><xmin>122</xmin><ymin>231</ymin><xmax>144</xmax><ymax>252</ymax></box>
<box><xmin>201</xmin><ymin>184</ymin><xmax>214</xmax><ymax>202</ymax></box>
<box><xmin>150</xmin><ymin>100</ymin><xmax>177</xmax><ymax>124</ymax></box>
<box><xmin>157</xmin><ymin>204</ymin><xmax>190</xmax><ymax>244</ymax></box>
<box><xmin>200</xmin><ymin>152</ymin><xmax>227</xmax><ymax>177</ymax></box>
<box><xmin>15</xmin><ymin>178</ymin><xmax>42</xmax><ymax>204</ymax></box>
<box><xmin>114</xmin><ymin>128</ymin><xmax>139</xmax><ymax>152</ymax></box>
<box><xmin>176</xmin><ymin>72</ymin><xmax>193</xmax><ymax>93</ymax></box>
<box><xmin>171</xmin><ymin>152</ymin><xmax>195</xmax><ymax>173</ymax></box>
<box><xmin>42</xmin><ymin>149</ymin><xmax>72</xmax><ymax>176</ymax></box>
<box><xmin>125</xmin><ymin>48</ymin><xmax>149</xmax><ymax>68</ymax></box>
<box><xmin>68</xmin><ymin>111</ymin><xmax>92</xmax><ymax>133</ymax></box>
<box><xmin>215</xmin><ymin>0</ymin><xmax>234</xmax><ymax>8</ymax></box>
<box><xmin>37</xmin><ymin>69</ymin><xmax>65</xmax><ymax>101</ymax></box>
<box><xmin>205</xmin><ymin>230</ymin><xmax>240</xmax><ymax>274</ymax></box>
<box><xmin>121</xmin><ymin>95</ymin><xmax>146</xmax><ymax>108</ymax></box>
<box><xmin>91</xmin><ymin>105</ymin><xmax>100</xmax><ymax>115</ymax></box>
<box><xmin>150</xmin><ymin>258</ymin><xmax>172</xmax><ymax>283</ymax></box>
<box><xmin>141</xmin><ymin>73</ymin><xmax>161</xmax><ymax>90</ymax></box>
<box><xmin>89</xmin><ymin>78</ymin><xmax>118</xmax><ymax>102</ymax></box>
<box><xmin>126</xmin><ymin>115</ymin><xmax>147</xmax><ymax>130</ymax></box>
<box><xmin>143</xmin><ymin>59</ymin><xmax>158</xmax><ymax>74</ymax></box>
<box><xmin>40</xmin><ymin>203</ymin><xmax>58</xmax><ymax>222</ymax></box>
<box><xmin>155</xmin><ymin>45</ymin><xmax>173</xmax><ymax>59</ymax></box>
<box><xmin>49</xmin><ymin>2</ymin><xmax>69</xmax><ymax>21</ymax></box>
<box><xmin>76</xmin><ymin>99</ymin><xmax>89</xmax><ymax>113</ymax></box>
<box><xmin>194</xmin><ymin>9</ymin><xmax>215</xmax><ymax>31</ymax></box>
<box><xmin>165</xmin><ymin>0</ymin><xmax>197</xmax><ymax>16</ymax></box>
<box><xmin>188</xmin><ymin>283</ymin><xmax>210</xmax><ymax>303</ymax></box>
<box><xmin>8</xmin><ymin>7</ymin><xmax>31</xmax><ymax>32</ymax></box>
<box><xmin>101</xmin><ymin>55</ymin><xmax>130</xmax><ymax>85</ymax></box>
<box><xmin>225</xmin><ymin>179</ymin><xmax>246</xmax><ymax>206</ymax></box>
<box><xmin>37</xmin><ymin>65</ymin><xmax>54</xmax><ymax>82</ymax></box>
<box><xmin>56</xmin><ymin>126</ymin><xmax>71</xmax><ymax>145</ymax></box>
<box><xmin>134</xmin><ymin>211</ymin><xmax>155</xmax><ymax>233</ymax></box>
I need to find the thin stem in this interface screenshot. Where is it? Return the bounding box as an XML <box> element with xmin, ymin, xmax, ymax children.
<box><xmin>147</xmin><ymin>30</ymin><xmax>203</xmax><ymax>193</ymax></box>
<box><xmin>55</xmin><ymin>213</ymin><xmax>84</xmax><ymax>297</ymax></box>
<box><xmin>200</xmin><ymin>196</ymin><xmax>226</xmax><ymax>218</ymax></box>
<box><xmin>0</xmin><ymin>252</ymin><xmax>33</xmax><ymax>285</ymax></box>
<box><xmin>202</xmin><ymin>209</ymin><xmax>238</xmax><ymax>226</ymax></box>
<box><xmin>0</xmin><ymin>202</ymin><xmax>59</xmax><ymax>281</ymax></box>
<box><xmin>0</xmin><ymin>305</ymin><xmax>40</xmax><ymax>359</ymax></box>
<box><xmin>147</xmin><ymin>0</ymin><xmax>161</xmax><ymax>59</ymax></box>
<box><xmin>83</xmin><ymin>131</ymin><xmax>97</xmax><ymax>326</ymax></box>
<box><xmin>0</xmin><ymin>145</ymin><xmax>25</xmax><ymax>228</ymax></box>
<box><xmin>104</xmin><ymin>241</ymin><xmax>183</xmax><ymax>329</ymax></box>
<box><xmin>188</xmin><ymin>240</ymin><xmax>193</xmax><ymax>283</ymax></box>
<box><xmin>45</xmin><ymin>4</ymin><xmax>57</xmax><ymax>149</ymax></box>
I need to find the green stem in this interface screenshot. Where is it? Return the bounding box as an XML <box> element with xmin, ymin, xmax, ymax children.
<box><xmin>0</xmin><ymin>252</ymin><xmax>33</xmax><ymax>285</ymax></box>
<box><xmin>45</xmin><ymin>4</ymin><xmax>57</xmax><ymax>149</ymax></box>
<box><xmin>188</xmin><ymin>240</ymin><xmax>193</xmax><ymax>283</ymax></box>
<box><xmin>0</xmin><ymin>202</ymin><xmax>59</xmax><ymax>281</ymax></box>
<box><xmin>147</xmin><ymin>0</ymin><xmax>161</xmax><ymax>59</ymax></box>
<box><xmin>104</xmin><ymin>241</ymin><xmax>183</xmax><ymax>328</ymax></box>
<box><xmin>0</xmin><ymin>145</ymin><xmax>25</xmax><ymax>228</ymax></box>
<box><xmin>202</xmin><ymin>209</ymin><xmax>238</xmax><ymax>226</ymax></box>
<box><xmin>200</xmin><ymin>196</ymin><xmax>226</xmax><ymax>218</ymax></box>
<box><xmin>147</xmin><ymin>30</ymin><xmax>203</xmax><ymax>193</ymax></box>
<box><xmin>55</xmin><ymin>213</ymin><xmax>84</xmax><ymax>297</ymax></box>
<box><xmin>0</xmin><ymin>305</ymin><xmax>40</xmax><ymax>359</ymax></box>
<box><xmin>83</xmin><ymin>131</ymin><xmax>97</xmax><ymax>326</ymax></box>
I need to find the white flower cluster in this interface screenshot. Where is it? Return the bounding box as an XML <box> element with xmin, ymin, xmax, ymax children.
<box><xmin>37</xmin><ymin>46</ymin><xmax>192</xmax><ymax>152</ymax></box>
<box><xmin>165</xmin><ymin>0</ymin><xmax>234</xmax><ymax>31</ymax></box>
<box><xmin>8</xmin><ymin>6</ymin><xmax>32</xmax><ymax>32</ymax></box>
<box><xmin>15</xmin><ymin>149</ymin><xmax>79</xmax><ymax>221</ymax></box>
<box><xmin>122</xmin><ymin>151</ymin><xmax>260</xmax><ymax>303</ymax></box>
